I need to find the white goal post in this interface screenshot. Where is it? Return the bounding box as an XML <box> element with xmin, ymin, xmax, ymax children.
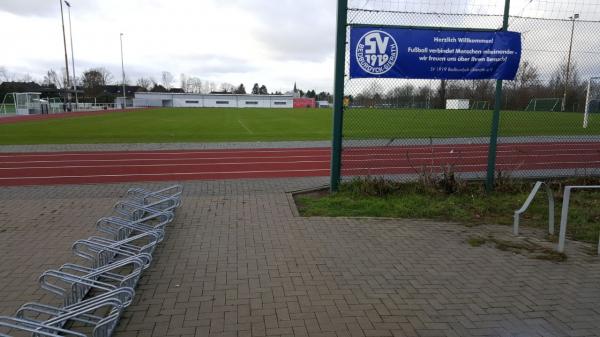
<box><xmin>470</xmin><ymin>100</ymin><xmax>490</xmax><ymax>110</ymax></box>
<box><xmin>524</xmin><ymin>98</ymin><xmax>561</xmax><ymax>112</ymax></box>
<box><xmin>583</xmin><ymin>77</ymin><xmax>600</xmax><ymax>128</ymax></box>
<box><xmin>1</xmin><ymin>92</ymin><xmax>46</xmax><ymax>115</ymax></box>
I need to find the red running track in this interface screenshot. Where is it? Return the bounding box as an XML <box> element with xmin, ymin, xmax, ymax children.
<box><xmin>0</xmin><ymin>141</ymin><xmax>598</xmax><ymax>186</ymax></box>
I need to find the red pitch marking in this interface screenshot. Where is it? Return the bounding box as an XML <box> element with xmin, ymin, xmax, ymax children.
<box><xmin>0</xmin><ymin>142</ymin><xmax>598</xmax><ymax>186</ymax></box>
<box><xmin>0</xmin><ymin>108</ymin><xmax>155</xmax><ymax>125</ymax></box>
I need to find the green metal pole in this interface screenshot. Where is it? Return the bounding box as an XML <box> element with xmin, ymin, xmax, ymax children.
<box><xmin>330</xmin><ymin>0</ymin><xmax>348</xmax><ymax>192</ymax></box>
<box><xmin>486</xmin><ymin>0</ymin><xmax>511</xmax><ymax>193</ymax></box>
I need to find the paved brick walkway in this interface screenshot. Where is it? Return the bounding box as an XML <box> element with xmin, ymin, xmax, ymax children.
<box><xmin>1</xmin><ymin>178</ymin><xmax>600</xmax><ymax>337</ymax></box>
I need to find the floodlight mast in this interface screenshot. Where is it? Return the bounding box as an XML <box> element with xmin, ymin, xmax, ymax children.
<box><xmin>562</xmin><ymin>13</ymin><xmax>579</xmax><ymax>112</ymax></box>
<box><xmin>65</xmin><ymin>1</ymin><xmax>78</xmax><ymax>108</ymax></box>
<box><xmin>59</xmin><ymin>0</ymin><xmax>71</xmax><ymax>105</ymax></box>
<box><xmin>120</xmin><ymin>33</ymin><xmax>126</xmax><ymax>108</ymax></box>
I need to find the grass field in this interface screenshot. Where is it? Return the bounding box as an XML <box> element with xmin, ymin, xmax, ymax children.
<box><xmin>0</xmin><ymin>104</ymin><xmax>16</xmax><ymax>115</ymax></box>
<box><xmin>296</xmin><ymin>178</ymin><xmax>600</xmax><ymax>245</ymax></box>
<box><xmin>0</xmin><ymin>107</ymin><xmax>598</xmax><ymax>145</ymax></box>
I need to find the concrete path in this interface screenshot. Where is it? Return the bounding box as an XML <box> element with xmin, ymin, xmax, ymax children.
<box><xmin>1</xmin><ymin>177</ymin><xmax>599</xmax><ymax>337</ymax></box>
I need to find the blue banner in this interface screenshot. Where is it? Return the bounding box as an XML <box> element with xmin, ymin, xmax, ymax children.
<box><xmin>349</xmin><ymin>27</ymin><xmax>521</xmax><ymax>80</ymax></box>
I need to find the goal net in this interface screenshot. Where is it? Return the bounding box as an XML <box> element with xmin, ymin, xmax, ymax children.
<box><xmin>470</xmin><ymin>100</ymin><xmax>489</xmax><ymax>110</ymax></box>
<box><xmin>525</xmin><ymin>98</ymin><xmax>561</xmax><ymax>112</ymax></box>
<box><xmin>1</xmin><ymin>92</ymin><xmax>44</xmax><ymax>115</ymax></box>
<box><xmin>584</xmin><ymin>77</ymin><xmax>600</xmax><ymax>128</ymax></box>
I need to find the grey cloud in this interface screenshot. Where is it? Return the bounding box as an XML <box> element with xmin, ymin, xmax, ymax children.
<box><xmin>226</xmin><ymin>0</ymin><xmax>336</xmax><ymax>61</ymax></box>
<box><xmin>0</xmin><ymin>0</ymin><xmax>96</xmax><ymax>17</ymax></box>
<box><xmin>188</xmin><ymin>62</ymin><xmax>258</xmax><ymax>76</ymax></box>
<box><xmin>153</xmin><ymin>54</ymin><xmax>259</xmax><ymax>76</ymax></box>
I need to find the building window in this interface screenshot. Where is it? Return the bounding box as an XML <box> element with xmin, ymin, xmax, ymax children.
<box><xmin>274</xmin><ymin>101</ymin><xmax>287</xmax><ymax>105</ymax></box>
<box><xmin>245</xmin><ymin>101</ymin><xmax>259</xmax><ymax>105</ymax></box>
<box><xmin>216</xmin><ymin>101</ymin><xmax>230</xmax><ymax>104</ymax></box>
<box><xmin>185</xmin><ymin>100</ymin><xmax>199</xmax><ymax>104</ymax></box>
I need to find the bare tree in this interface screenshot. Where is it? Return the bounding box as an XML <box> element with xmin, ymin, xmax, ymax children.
<box><xmin>206</xmin><ymin>81</ymin><xmax>217</xmax><ymax>93</ymax></box>
<box><xmin>19</xmin><ymin>74</ymin><xmax>34</xmax><ymax>82</ymax></box>
<box><xmin>188</xmin><ymin>77</ymin><xmax>202</xmax><ymax>93</ymax></box>
<box><xmin>180</xmin><ymin>73</ymin><xmax>189</xmax><ymax>92</ymax></box>
<box><xmin>42</xmin><ymin>69</ymin><xmax>69</xmax><ymax>89</ymax></box>
<box><xmin>0</xmin><ymin>66</ymin><xmax>10</xmax><ymax>83</ymax></box>
<box><xmin>549</xmin><ymin>61</ymin><xmax>581</xmax><ymax>96</ymax></box>
<box><xmin>97</xmin><ymin>68</ymin><xmax>114</xmax><ymax>85</ymax></box>
<box><xmin>136</xmin><ymin>77</ymin><xmax>153</xmax><ymax>91</ymax></box>
<box><xmin>504</xmin><ymin>61</ymin><xmax>541</xmax><ymax>109</ymax></box>
<box><xmin>220</xmin><ymin>83</ymin><xmax>235</xmax><ymax>93</ymax></box>
<box><xmin>161</xmin><ymin>71</ymin><xmax>174</xmax><ymax>89</ymax></box>
<box><xmin>513</xmin><ymin>61</ymin><xmax>541</xmax><ymax>90</ymax></box>
<box><xmin>82</xmin><ymin>68</ymin><xmax>113</xmax><ymax>97</ymax></box>
<box><xmin>121</xmin><ymin>75</ymin><xmax>131</xmax><ymax>86</ymax></box>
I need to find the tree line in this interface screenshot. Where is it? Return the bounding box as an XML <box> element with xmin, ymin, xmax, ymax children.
<box><xmin>0</xmin><ymin>66</ymin><xmax>332</xmax><ymax>104</ymax></box>
<box><xmin>352</xmin><ymin>61</ymin><xmax>590</xmax><ymax>112</ymax></box>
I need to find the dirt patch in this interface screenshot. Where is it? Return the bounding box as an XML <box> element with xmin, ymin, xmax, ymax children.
<box><xmin>468</xmin><ymin>235</ymin><xmax>567</xmax><ymax>262</ymax></box>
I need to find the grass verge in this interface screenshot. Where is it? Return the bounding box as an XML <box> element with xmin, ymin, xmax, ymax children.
<box><xmin>295</xmin><ymin>176</ymin><xmax>600</xmax><ymax>244</ymax></box>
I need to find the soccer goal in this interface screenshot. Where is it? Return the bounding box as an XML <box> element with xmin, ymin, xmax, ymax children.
<box><xmin>583</xmin><ymin>77</ymin><xmax>600</xmax><ymax>128</ymax></box>
<box><xmin>0</xmin><ymin>93</ymin><xmax>16</xmax><ymax>115</ymax></box>
<box><xmin>525</xmin><ymin>98</ymin><xmax>561</xmax><ymax>112</ymax></box>
<box><xmin>470</xmin><ymin>100</ymin><xmax>490</xmax><ymax>110</ymax></box>
<box><xmin>1</xmin><ymin>92</ymin><xmax>46</xmax><ymax>115</ymax></box>
<box><xmin>48</xmin><ymin>97</ymin><xmax>65</xmax><ymax>113</ymax></box>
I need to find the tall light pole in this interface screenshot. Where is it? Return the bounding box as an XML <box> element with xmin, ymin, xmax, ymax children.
<box><xmin>59</xmin><ymin>0</ymin><xmax>71</xmax><ymax>107</ymax></box>
<box><xmin>65</xmin><ymin>1</ymin><xmax>78</xmax><ymax>108</ymax></box>
<box><xmin>120</xmin><ymin>33</ymin><xmax>126</xmax><ymax>108</ymax></box>
<box><xmin>562</xmin><ymin>13</ymin><xmax>579</xmax><ymax>112</ymax></box>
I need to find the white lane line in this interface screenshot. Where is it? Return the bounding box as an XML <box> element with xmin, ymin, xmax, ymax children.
<box><xmin>344</xmin><ymin>160</ymin><xmax>600</xmax><ymax>172</ymax></box>
<box><xmin>0</xmin><ymin>168</ymin><xmax>331</xmax><ymax>180</ymax></box>
<box><xmin>238</xmin><ymin>120</ymin><xmax>254</xmax><ymax>135</ymax></box>
<box><xmin>0</xmin><ymin>148</ymin><xmax>330</xmax><ymax>159</ymax></box>
<box><xmin>2</xmin><ymin>146</ymin><xmax>598</xmax><ymax>164</ymax></box>
<box><xmin>0</xmin><ymin>142</ymin><xmax>598</xmax><ymax>159</ymax></box>
<box><xmin>1</xmin><ymin>153</ymin><xmax>599</xmax><ymax>171</ymax></box>
<box><xmin>0</xmin><ymin>154</ymin><xmax>332</xmax><ymax>165</ymax></box>
<box><xmin>1</xmin><ymin>158</ymin><xmax>596</xmax><ymax>181</ymax></box>
<box><xmin>0</xmin><ymin>159</ymin><xmax>329</xmax><ymax>170</ymax></box>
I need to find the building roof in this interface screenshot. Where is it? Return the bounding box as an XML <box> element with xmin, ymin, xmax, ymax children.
<box><xmin>135</xmin><ymin>92</ymin><xmax>294</xmax><ymax>98</ymax></box>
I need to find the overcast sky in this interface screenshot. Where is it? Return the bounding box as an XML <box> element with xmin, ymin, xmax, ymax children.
<box><xmin>0</xmin><ymin>0</ymin><xmax>337</xmax><ymax>93</ymax></box>
<box><xmin>1</xmin><ymin>0</ymin><xmax>599</xmax><ymax>93</ymax></box>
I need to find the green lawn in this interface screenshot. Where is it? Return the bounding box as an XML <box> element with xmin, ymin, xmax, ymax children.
<box><xmin>0</xmin><ymin>107</ymin><xmax>598</xmax><ymax>145</ymax></box>
<box><xmin>0</xmin><ymin>104</ymin><xmax>16</xmax><ymax>115</ymax></box>
<box><xmin>344</xmin><ymin>108</ymin><xmax>600</xmax><ymax>138</ymax></box>
<box><xmin>0</xmin><ymin>108</ymin><xmax>332</xmax><ymax>144</ymax></box>
<box><xmin>296</xmin><ymin>178</ymin><xmax>600</xmax><ymax>245</ymax></box>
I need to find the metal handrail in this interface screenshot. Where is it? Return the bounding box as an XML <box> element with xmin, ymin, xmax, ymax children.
<box><xmin>513</xmin><ymin>181</ymin><xmax>555</xmax><ymax>236</ymax></box>
<box><xmin>557</xmin><ymin>185</ymin><xmax>600</xmax><ymax>255</ymax></box>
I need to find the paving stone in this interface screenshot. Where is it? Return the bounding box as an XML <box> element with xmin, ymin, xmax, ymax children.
<box><xmin>0</xmin><ymin>177</ymin><xmax>599</xmax><ymax>337</ymax></box>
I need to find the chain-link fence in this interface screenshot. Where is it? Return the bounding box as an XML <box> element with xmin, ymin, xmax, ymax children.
<box><xmin>336</xmin><ymin>0</ymin><xmax>600</xmax><ymax>186</ymax></box>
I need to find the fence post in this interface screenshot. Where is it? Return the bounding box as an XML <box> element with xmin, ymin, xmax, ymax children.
<box><xmin>330</xmin><ymin>0</ymin><xmax>348</xmax><ymax>193</ymax></box>
<box><xmin>486</xmin><ymin>0</ymin><xmax>512</xmax><ymax>193</ymax></box>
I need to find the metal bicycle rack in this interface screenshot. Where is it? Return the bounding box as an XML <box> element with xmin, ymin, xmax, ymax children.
<box><xmin>557</xmin><ymin>185</ymin><xmax>600</xmax><ymax>255</ymax></box>
<box><xmin>0</xmin><ymin>185</ymin><xmax>183</xmax><ymax>337</ymax></box>
<box><xmin>514</xmin><ymin>181</ymin><xmax>555</xmax><ymax>236</ymax></box>
<box><xmin>514</xmin><ymin>183</ymin><xmax>600</xmax><ymax>256</ymax></box>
